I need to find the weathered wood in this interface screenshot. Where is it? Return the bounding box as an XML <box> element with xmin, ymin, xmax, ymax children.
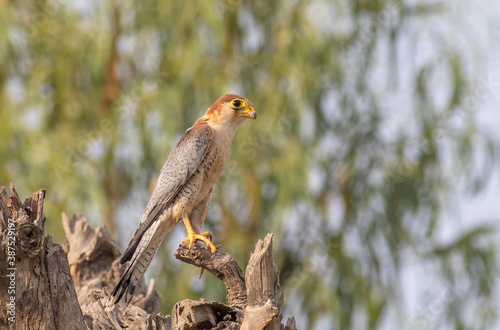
<box><xmin>284</xmin><ymin>317</ymin><xmax>297</xmax><ymax>330</ymax></box>
<box><xmin>245</xmin><ymin>234</ymin><xmax>277</xmax><ymax>306</ymax></box>
<box><xmin>62</xmin><ymin>213</ymin><xmax>121</xmax><ymax>288</ymax></box>
<box><xmin>241</xmin><ymin>234</ymin><xmax>297</xmax><ymax>330</ymax></box>
<box><xmin>0</xmin><ymin>182</ymin><xmax>86</xmax><ymax>330</ymax></box>
<box><xmin>81</xmin><ymin>287</ymin><xmax>171</xmax><ymax>330</ymax></box>
<box><xmin>0</xmin><ymin>182</ymin><xmax>296</xmax><ymax>329</ymax></box>
<box><xmin>174</xmin><ymin>240</ymin><xmax>247</xmax><ymax>309</ymax></box>
<box><xmin>172</xmin><ymin>299</ymin><xmax>240</xmax><ymax>330</ymax></box>
<box><xmin>62</xmin><ymin>212</ymin><xmax>166</xmax><ymax>326</ymax></box>
<box><xmin>241</xmin><ymin>301</ymin><xmax>278</xmax><ymax>330</ymax></box>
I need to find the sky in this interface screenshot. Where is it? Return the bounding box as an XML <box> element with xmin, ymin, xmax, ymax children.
<box><xmin>396</xmin><ymin>1</ymin><xmax>500</xmax><ymax>328</ymax></box>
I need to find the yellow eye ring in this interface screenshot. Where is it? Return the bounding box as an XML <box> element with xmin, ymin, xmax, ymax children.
<box><xmin>230</xmin><ymin>99</ymin><xmax>245</xmax><ymax>109</ymax></box>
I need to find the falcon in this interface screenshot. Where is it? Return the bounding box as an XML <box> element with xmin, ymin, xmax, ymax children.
<box><xmin>110</xmin><ymin>94</ymin><xmax>256</xmax><ymax>306</ymax></box>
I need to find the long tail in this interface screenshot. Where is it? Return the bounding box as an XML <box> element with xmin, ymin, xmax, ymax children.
<box><xmin>110</xmin><ymin>221</ymin><xmax>163</xmax><ymax>306</ymax></box>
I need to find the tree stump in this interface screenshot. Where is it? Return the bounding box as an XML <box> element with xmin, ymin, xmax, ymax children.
<box><xmin>0</xmin><ymin>182</ymin><xmax>85</xmax><ymax>330</ymax></box>
<box><xmin>0</xmin><ymin>182</ymin><xmax>296</xmax><ymax>330</ymax></box>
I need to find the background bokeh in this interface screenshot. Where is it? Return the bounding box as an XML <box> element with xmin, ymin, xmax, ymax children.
<box><xmin>1</xmin><ymin>0</ymin><xmax>499</xmax><ymax>329</ymax></box>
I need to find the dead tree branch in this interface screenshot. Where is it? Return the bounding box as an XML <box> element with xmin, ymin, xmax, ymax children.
<box><xmin>0</xmin><ymin>183</ymin><xmax>296</xmax><ymax>330</ymax></box>
<box><xmin>174</xmin><ymin>240</ymin><xmax>247</xmax><ymax>309</ymax></box>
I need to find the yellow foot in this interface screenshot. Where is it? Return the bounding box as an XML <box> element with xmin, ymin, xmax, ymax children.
<box><xmin>182</xmin><ymin>232</ymin><xmax>217</xmax><ymax>253</ymax></box>
<box><xmin>200</xmin><ymin>231</ymin><xmax>212</xmax><ymax>240</ymax></box>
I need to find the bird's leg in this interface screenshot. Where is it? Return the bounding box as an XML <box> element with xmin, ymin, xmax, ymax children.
<box><xmin>181</xmin><ymin>217</ymin><xmax>217</xmax><ymax>253</ymax></box>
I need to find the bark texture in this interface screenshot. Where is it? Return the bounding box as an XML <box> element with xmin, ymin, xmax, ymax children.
<box><xmin>0</xmin><ymin>183</ymin><xmax>296</xmax><ymax>330</ymax></box>
<box><xmin>0</xmin><ymin>182</ymin><xmax>86</xmax><ymax>330</ymax></box>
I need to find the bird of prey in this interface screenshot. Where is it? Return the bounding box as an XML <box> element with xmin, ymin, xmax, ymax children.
<box><xmin>110</xmin><ymin>94</ymin><xmax>256</xmax><ymax>306</ymax></box>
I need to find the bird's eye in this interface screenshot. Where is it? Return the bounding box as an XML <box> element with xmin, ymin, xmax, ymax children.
<box><xmin>231</xmin><ymin>99</ymin><xmax>244</xmax><ymax>109</ymax></box>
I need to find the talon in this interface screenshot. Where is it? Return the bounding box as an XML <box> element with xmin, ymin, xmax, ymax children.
<box><xmin>182</xmin><ymin>232</ymin><xmax>217</xmax><ymax>253</ymax></box>
<box><xmin>200</xmin><ymin>231</ymin><xmax>212</xmax><ymax>241</ymax></box>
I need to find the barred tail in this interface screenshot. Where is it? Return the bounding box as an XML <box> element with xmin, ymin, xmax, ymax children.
<box><xmin>110</xmin><ymin>219</ymin><xmax>166</xmax><ymax>306</ymax></box>
<box><xmin>110</xmin><ymin>241</ymin><xmax>160</xmax><ymax>306</ymax></box>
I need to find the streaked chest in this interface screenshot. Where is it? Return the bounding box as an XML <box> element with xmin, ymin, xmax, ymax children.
<box><xmin>200</xmin><ymin>132</ymin><xmax>233</xmax><ymax>187</ymax></box>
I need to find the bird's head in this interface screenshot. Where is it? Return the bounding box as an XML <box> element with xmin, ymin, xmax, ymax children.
<box><xmin>202</xmin><ymin>94</ymin><xmax>257</xmax><ymax>130</ymax></box>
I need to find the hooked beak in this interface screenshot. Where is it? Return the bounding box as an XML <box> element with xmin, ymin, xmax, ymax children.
<box><xmin>243</xmin><ymin>106</ymin><xmax>257</xmax><ymax>120</ymax></box>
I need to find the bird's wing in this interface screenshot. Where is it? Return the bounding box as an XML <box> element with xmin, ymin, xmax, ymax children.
<box><xmin>120</xmin><ymin>121</ymin><xmax>214</xmax><ymax>264</ymax></box>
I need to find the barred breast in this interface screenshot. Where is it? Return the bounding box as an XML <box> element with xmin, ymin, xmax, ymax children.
<box><xmin>171</xmin><ymin>143</ymin><xmax>230</xmax><ymax>220</ymax></box>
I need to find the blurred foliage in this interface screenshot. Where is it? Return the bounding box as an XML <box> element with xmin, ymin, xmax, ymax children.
<box><xmin>0</xmin><ymin>0</ymin><xmax>498</xmax><ymax>328</ymax></box>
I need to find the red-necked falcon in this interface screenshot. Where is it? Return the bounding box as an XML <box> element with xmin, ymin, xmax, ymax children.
<box><xmin>110</xmin><ymin>94</ymin><xmax>256</xmax><ymax>306</ymax></box>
